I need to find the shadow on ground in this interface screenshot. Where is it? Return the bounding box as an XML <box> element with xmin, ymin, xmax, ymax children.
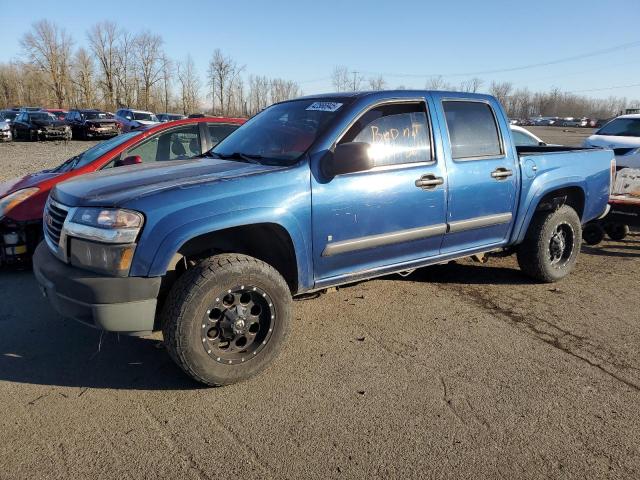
<box><xmin>0</xmin><ymin>270</ymin><xmax>199</xmax><ymax>391</ymax></box>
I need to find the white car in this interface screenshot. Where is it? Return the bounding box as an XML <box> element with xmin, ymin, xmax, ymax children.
<box><xmin>0</xmin><ymin>119</ymin><xmax>12</xmax><ymax>142</ymax></box>
<box><xmin>114</xmin><ymin>108</ymin><xmax>160</xmax><ymax>132</ymax></box>
<box><xmin>583</xmin><ymin>114</ymin><xmax>640</xmax><ymax>169</ymax></box>
<box><xmin>510</xmin><ymin>125</ymin><xmax>548</xmax><ymax>147</ymax></box>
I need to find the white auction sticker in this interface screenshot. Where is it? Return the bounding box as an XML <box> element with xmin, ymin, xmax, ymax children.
<box><xmin>306</xmin><ymin>102</ymin><xmax>343</xmax><ymax>112</ymax></box>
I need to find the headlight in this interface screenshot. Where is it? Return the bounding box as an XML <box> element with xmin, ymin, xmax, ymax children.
<box><xmin>0</xmin><ymin>188</ymin><xmax>40</xmax><ymax>219</ymax></box>
<box><xmin>1</xmin><ymin>124</ymin><xmax>8</xmax><ymax>131</ymax></box>
<box><xmin>68</xmin><ymin>207</ymin><xmax>144</xmax><ymax>243</ymax></box>
<box><xmin>64</xmin><ymin>208</ymin><xmax>144</xmax><ymax>275</ymax></box>
<box><xmin>64</xmin><ymin>125</ymin><xmax>70</xmax><ymax>131</ymax></box>
<box><xmin>69</xmin><ymin>238</ymin><xmax>136</xmax><ymax>276</ymax></box>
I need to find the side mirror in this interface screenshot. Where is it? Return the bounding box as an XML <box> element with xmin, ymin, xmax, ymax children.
<box><xmin>538</xmin><ymin>141</ymin><xmax>547</xmax><ymax>146</ymax></box>
<box><xmin>325</xmin><ymin>142</ymin><xmax>374</xmax><ymax>177</ymax></box>
<box><xmin>114</xmin><ymin>155</ymin><xmax>142</xmax><ymax>167</ymax></box>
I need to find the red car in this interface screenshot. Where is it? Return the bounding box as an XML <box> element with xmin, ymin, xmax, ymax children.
<box><xmin>0</xmin><ymin>116</ymin><xmax>245</xmax><ymax>266</ymax></box>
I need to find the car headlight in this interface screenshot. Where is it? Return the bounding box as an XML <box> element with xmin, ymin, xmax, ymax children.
<box><xmin>0</xmin><ymin>188</ymin><xmax>40</xmax><ymax>219</ymax></box>
<box><xmin>64</xmin><ymin>208</ymin><xmax>144</xmax><ymax>276</ymax></box>
<box><xmin>69</xmin><ymin>207</ymin><xmax>144</xmax><ymax>242</ymax></box>
<box><xmin>1</xmin><ymin>124</ymin><xmax>8</xmax><ymax>131</ymax></box>
<box><xmin>64</xmin><ymin>125</ymin><xmax>70</xmax><ymax>131</ymax></box>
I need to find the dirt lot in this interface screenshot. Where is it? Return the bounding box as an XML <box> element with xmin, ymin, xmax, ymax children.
<box><xmin>1</xmin><ymin>128</ymin><xmax>639</xmax><ymax>480</ymax></box>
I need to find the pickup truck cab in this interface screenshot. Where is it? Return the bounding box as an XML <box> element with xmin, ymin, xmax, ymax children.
<box><xmin>33</xmin><ymin>91</ymin><xmax>614</xmax><ymax>386</ymax></box>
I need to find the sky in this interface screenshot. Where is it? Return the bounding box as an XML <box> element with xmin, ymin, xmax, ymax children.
<box><xmin>1</xmin><ymin>0</ymin><xmax>640</xmax><ymax>99</ymax></box>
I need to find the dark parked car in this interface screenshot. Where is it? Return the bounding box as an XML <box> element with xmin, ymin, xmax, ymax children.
<box><xmin>65</xmin><ymin>109</ymin><xmax>120</xmax><ymax>139</ymax></box>
<box><xmin>0</xmin><ymin>110</ymin><xmax>19</xmax><ymax>124</ymax></box>
<box><xmin>11</xmin><ymin>111</ymin><xmax>71</xmax><ymax>141</ymax></box>
<box><xmin>157</xmin><ymin>113</ymin><xmax>187</xmax><ymax>122</ymax></box>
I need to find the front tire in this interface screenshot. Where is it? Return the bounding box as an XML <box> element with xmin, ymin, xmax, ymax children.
<box><xmin>517</xmin><ymin>205</ymin><xmax>582</xmax><ymax>283</ymax></box>
<box><xmin>162</xmin><ymin>254</ymin><xmax>292</xmax><ymax>386</ymax></box>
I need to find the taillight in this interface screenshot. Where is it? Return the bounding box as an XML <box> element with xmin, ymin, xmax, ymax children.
<box><xmin>610</xmin><ymin>158</ymin><xmax>616</xmax><ymax>196</ymax></box>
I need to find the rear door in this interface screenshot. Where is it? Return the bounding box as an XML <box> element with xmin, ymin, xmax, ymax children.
<box><xmin>433</xmin><ymin>95</ymin><xmax>518</xmax><ymax>253</ymax></box>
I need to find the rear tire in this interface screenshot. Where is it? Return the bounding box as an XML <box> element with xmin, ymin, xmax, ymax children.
<box><xmin>605</xmin><ymin>223</ymin><xmax>629</xmax><ymax>241</ymax></box>
<box><xmin>162</xmin><ymin>254</ymin><xmax>292</xmax><ymax>386</ymax></box>
<box><xmin>517</xmin><ymin>205</ymin><xmax>582</xmax><ymax>283</ymax></box>
<box><xmin>583</xmin><ymin>223</ymin><xmax>605</xmax><ymax>245</ymax></box>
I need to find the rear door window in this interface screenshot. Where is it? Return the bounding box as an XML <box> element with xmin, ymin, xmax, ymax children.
<box><xmin>443</xmin><ymin>101</ymin><xmax>503</xmax><ymax>159</ymax></box>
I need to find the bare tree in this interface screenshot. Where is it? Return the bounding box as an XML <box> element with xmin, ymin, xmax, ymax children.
<box><xmin>426</xmin><ymin>75</ymin><xmax>452</xmax><ymax>91</ymax></box>
<box><xmin>331</xmin><ymin>66</ymin><xmax>351</xmax><ymax>92</ymax></box>
<box><xmin>207</xmin><ymin>49</ymin><xmax>243</xmax><ymax>115</ymax></box>
<box><xmin>489</xmin><ymin>81</ymin><xmax>513</xmax><ymax>108</ymax></box>
<box><xmin>270</xmin><ymin>78</ymin><xmax>300</xmax><ymax>103</ymax></box>
<box><xmin>70</xmin><ymin>47</ymin><xmax>95</xmax><ymax>107</ymax></box>
<box><xmin>248</xmin><ymin>74</ymin><xmax>270</xmax><ymax>114</ymax></box>
<box><xmin>368</xmin><ymin>75</ymin><xmax>387</xmax><ymax>91</ymax></box>
<box><xmin>177</xmin><ymin>55</ymin><xmax>200</xmax><ymax>115</ymax></box>
<box><xmin>160</xmin><ymin>53</ymin><xmax>174</xmax><ymax>113</ymax></box>
<box><xmin>87</xmin><ymin>22</ymin><xmax>119</xmax><ymax>108</ymax></box>
<box><xmin>134</xmin><ymin>31</ymin><xmax>164</xmax><ymax>110</ymax></box>
<box><xmin>114</xmin><ymin>31</ymin><xmax>135</xmax><ymax>107</ymax></box>
<box><xmin>459</xmin><ymin>77</ymin><xmax>483</xmax><ymax>93</ymax></box>
<box><xmin>20</xmin><ymin>20</ymin><xmax>73</xmax><ymax>107</ymax></box>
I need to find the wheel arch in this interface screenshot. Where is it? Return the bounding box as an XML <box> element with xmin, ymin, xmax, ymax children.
<box><xmin>513</xmin><ymin>179</ymin><xmax>587</xmax><ymax>244</ymax></box>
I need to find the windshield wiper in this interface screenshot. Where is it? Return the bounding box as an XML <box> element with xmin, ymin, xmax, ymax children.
<box><xmin>216</xmin><ymin>152</ymin><xmax>264</xmax><ymax>165</ymax></box>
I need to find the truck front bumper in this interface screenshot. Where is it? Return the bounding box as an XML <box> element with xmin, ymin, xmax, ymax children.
<box><xmin>32</xmin><ymin>242</ymin><xmax>161</xmax><ymax>335</ymax></box>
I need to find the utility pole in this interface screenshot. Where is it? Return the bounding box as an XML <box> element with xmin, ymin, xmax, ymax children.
<box><xmin>351</xmin><ymin>71</ymin><xmax>359</xmax><ymax>92</ymax></box>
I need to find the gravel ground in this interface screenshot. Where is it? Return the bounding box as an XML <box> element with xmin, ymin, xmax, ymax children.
<box><xmin>1</xmin><ymin>128</ymin><xmax>639</xmax><ymax>480</ymax></box>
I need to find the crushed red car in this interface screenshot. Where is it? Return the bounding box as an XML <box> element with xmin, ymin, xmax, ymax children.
<box><xmin>0</xmin><ymin>116</ymin><xmax>245</xmax><ymax>266</ymax></box>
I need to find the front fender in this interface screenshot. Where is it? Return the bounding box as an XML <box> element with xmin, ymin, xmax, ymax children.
<box><xmin>134</xmin><ymin>207</ymin><xmax>312</xmax><ymax>292</ymax></box>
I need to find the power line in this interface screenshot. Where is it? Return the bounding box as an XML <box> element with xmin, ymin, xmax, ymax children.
<box><xmin>358</xmin><ymin>40</ymin><xmax>640</xmax><ymax>79</ymax></box>
<box><xmin>567</xmin><ymin>83</ymin><xmax>640</xmax><ymax>93</ymax></box>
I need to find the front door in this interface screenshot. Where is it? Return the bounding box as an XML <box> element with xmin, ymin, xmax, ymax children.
<box><xmin>311</xmin><ymin>98</ymin><xmax>448</xmax><ymax>283</ymax></box>
<box><xmin>433</xmin><ymin>96</ymin><xmax>518</xmax><ymax>254</ymax></box>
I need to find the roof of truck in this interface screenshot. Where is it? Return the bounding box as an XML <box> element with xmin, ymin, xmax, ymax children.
<box><xmin>295</xmin><ymin>90</ymin><xmax>492</xmax><ymax>102</ymax></box>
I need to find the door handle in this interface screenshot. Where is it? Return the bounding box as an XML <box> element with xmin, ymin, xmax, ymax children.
<box><xmin>415</xmin><ymin>174</ymin><xmax>444</xmax><ymax>189</ymax></box>
<box><xmin>491</xmin><ymin>168</ymin><xmax>513</xmax><ymax>180</ymax></box>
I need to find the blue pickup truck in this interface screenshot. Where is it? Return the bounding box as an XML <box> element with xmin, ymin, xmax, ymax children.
<box><xmin>33</xmin><ymin>90</ymin><xmax>614</xmax><ymax>386</ymax></box>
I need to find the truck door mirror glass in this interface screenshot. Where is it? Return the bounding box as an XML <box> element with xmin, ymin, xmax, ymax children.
<box><xmin>325</xmin><ymin>142</ymin><xmax>374</xmax><ymax>177</ymax></box>
<box><xmin>114</xmin><ymin>155</ymin><xmax>142</xmax><ymax>167</ymax></box>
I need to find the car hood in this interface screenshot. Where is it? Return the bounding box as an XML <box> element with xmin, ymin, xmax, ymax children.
<box><xmin>52</xmin><ymin>158</ymin><xmax>285</xmax><ymax>207</ymax></box>
<box><xmin>134</xmin><ymin>120</ymin><xmax>158</xmax><ymax>125</ymax></box>
<box><xmin>0</xmin><ymin>171</ymin><xmax>62</xmax><ymax>198</ymax></box>
<box><xmin>585</xmin><ymin>135</ymin><xmax>640</xmax><ymax>148</ymax></box>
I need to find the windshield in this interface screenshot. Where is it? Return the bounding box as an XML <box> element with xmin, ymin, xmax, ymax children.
<box><xmin>84</xmin><ymin>111</ymin><xmax>108</xmax><ymax>120</ymax></box>
<box><xmin>29</xmin><ymin>113</ymin><xmax>57</xmax><ymax>122</ymax></box>
<box><xmin>211</xmin><ymin>99</ymin><xmax>348</xmax><ymax>164</ymax></box>
<box><xmin>133</xmin><ymin>112</ymin><xmax>158</xmax><ymax>122</ymax></box>
<box><xmin>54</xmin><ymin>131</ymin><xmax>138</xmax><ymax>172</ymax></box>
<box><xmin>597</xmin><ymin>118</ymin><xmax>640</xmax><ymax>137</ymax></box>
<box><xmin>1</xmin><ymin>112</ymin><xmax>17</xmax><ymax>121</ymax></box>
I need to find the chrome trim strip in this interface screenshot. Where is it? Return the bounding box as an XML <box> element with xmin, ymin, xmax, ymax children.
<box><xmin>447</xmin><ymin>213</ymin><xmax>512</xmax><ymax>233</ymax></box>
<box><xmin>322</xmin><ymin>223</ymin><xmax>447</xmax><ymax>257</ymax></box>
<box><xmin>64</xmin><ymin>222</ymin><xmax>141</xmax><ymax>244</ymax></box>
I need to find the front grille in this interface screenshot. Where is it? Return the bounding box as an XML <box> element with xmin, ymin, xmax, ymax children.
<box><xmin>613</xmin><ymin>148</ymin><xmax>634</xmax><ymax>156</ymax></box>
<box><xmin>44</xmin><ymin>199</ymin><xmax>69</xmax><ymax>247</ymax></box>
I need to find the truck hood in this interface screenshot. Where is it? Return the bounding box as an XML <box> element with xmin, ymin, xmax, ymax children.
<box><xmin>52</xmin><ymin>157</ymin><xmax>285</xmax><ymax>207</ymax></box>
<box><xmin>0</xmin><ymin>171</ymin><xmax>62</xmax><ymax>198</ymax></box>
<box><xmin>586</xmin><ymin>134</ymin><xmax>640</xmax><ymax>148</ymax></box>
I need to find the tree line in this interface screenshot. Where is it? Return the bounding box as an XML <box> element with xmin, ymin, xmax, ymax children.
<box><xmin>0</xmin><ymin>20</ymin><xmax>301</xmax><ymax>117</ymax></box>
<box><xmin>1</xmin><ymin>20</ymin><xmax>637</xmax><ymax>120</ymax></box>
<box><xmin>331</xmin><ymin>68</ymin><xmax>639</xmax><ymax>120</ymax></box>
